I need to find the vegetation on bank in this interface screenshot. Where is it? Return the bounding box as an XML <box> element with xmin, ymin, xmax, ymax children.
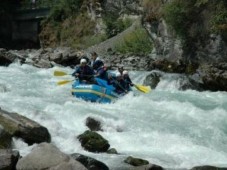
<box><xmin>161</xmin><ymin>0</ymin><xmax>227</xmax><ymax>46</ymax></box>
<box><xmin>37</xmin><ymin>0</ymin><xmax>152</xmax><ymax>54</ymax></box>
<box><xmin>115</xmin><ymin>27</ymin><xmax>152</xmax><ymax>55</ymax></box>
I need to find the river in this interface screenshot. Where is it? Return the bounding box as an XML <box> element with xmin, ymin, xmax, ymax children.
<box><xmin>1</xmin><ymin>63</ymin><xmax>227</xmax><ymax>169</ymax></box>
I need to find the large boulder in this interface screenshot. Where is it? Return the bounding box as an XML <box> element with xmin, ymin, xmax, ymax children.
<box><xmin>77</xmin><ymin>130</ymin><xmax>110</xmax><ymax>152</ymax></box>
<box><xmin>0</xmin><ymin>149</ymin><xmax>20</xmax><ymax>170</ymax></box>
<box><xmin>16</xmin><ymin>143</ymin><xmax>87</xmax><ymax>170</ymax></box>
<box><xmin>0</xmin><ymin>108</ymin><xmax>51</xmax><ymax>145</ymax></box>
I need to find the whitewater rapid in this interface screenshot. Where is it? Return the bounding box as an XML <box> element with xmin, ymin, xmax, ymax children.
<box><xmin>1</xmin><ymin>63</ymin><xmax>227</xmax><ymax>169</ymax></box>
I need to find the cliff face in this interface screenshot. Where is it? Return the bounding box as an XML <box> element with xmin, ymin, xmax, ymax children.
<box><xmin>144</xmin><ymin>0</ymin><xmax>227</xmax><ymax>64</ymax></box>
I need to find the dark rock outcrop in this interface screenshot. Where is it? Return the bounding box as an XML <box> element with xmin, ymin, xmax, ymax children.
<box><xmin>71</xmin><ymin>153</ymin><xmax>109</xmax><ymax>170</ymax></box>
<box><xmin>77</xmin><ymin>130</ymin><xmax>110</xmax><ymax>152</ymax></box>
<box><xmin>0</xmin><ymin>108</ymin><xmax>51</xmax><ymax>145</ymax></box>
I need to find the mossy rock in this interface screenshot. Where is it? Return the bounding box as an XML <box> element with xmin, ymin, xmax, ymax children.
<box><xmin>77</xmin><ymin>130</ymin><xmax>110</xmax><ymax>152</ymax></box>
<box><xmin>124</xmin><ymin>156</ymin><xmax>149</xmax><ymax>166</ymax></box>
<box><xmin>107</xmin><ymin>148</ymin><xmax>118</xmax><ymax>154</ymax></box>
<box><xmin>0</xmin><ymin>124</ymin><xmax>12</xmax><ymax>149</ymax></box>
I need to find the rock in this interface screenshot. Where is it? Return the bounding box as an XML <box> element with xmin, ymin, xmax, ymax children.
<box><xmin>124</xmin><ymin>156</ymin><xmax>149</xmax><ymax>167</ymax></box>
<box><xmin>16</xmin><ymin>143</ymin><xmax>87</xmax><ymax>170</ymax></box>
<box><xmin>49</xmin><ymin>159</ymin><xmax>87</xmax><ymax>170</ymax></box>
<box><xmin>191</xmin><ymin>165</ymin><xmax>227</xmax><ymax>170</ymax></box>
<box><xmin>0</xmin><ymin>49</ymin><xmax>16</xmax><ymax>66</ymax></box>
<box><xmin>77</xmin><ymin>130</ymin><xmax>110</xmax><ymax>152</ymax></box>
<box><xmin>0</xmin><ymin>125</ymin><xmax>12</xmax><ymax>149</ymax></box>
<box><xmin>33</xmin><ymin>59</ymin><xmax>52</xmax><ymax>68</ymax></box>
<box><xmin>0</xmin><ymin>108</ymin><xmax>51</xmax><ymax>145</ymax></box>
<box><xmin>130</xmin><ymin>164</ymin><xmax>164</xmax><ymax>170</ymax></box>
<box><xmin>0</xmin><ymin>149</ymin><xmax>20</xmax><ymax>170</ymax></box>
<box><xmin>143</xmin><ymin>71</ymin><xmax>161</xmax><ymax>89</ymax></box>
<box><xmin>85</xmin><ymin>117</ymin><xmax>103</xmax><ymax>131</ymax></box>
<box><xmin>71</xmin><ymin>153</ymin><xmax>109</xmax><ymax>170</ymax></box>
<box><xmin>106</xmin><ymin>148</ymin><xmax>118</xmax><ymax>154</ymax></box>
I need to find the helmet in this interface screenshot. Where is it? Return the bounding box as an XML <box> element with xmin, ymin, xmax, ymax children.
<box><xmin>80</xmin><ymin>58</ymin><xmax>87</xmax><ymax>64</ymax></box>
<box><xmin>115</xmin><ymin>72</ymin><xmax>121</xmax><ymax>77</ymax></box>
<box><xmin>123</xmin><ymin>70</ymin><xmax>128</xmax><ymax>75</ymax></box>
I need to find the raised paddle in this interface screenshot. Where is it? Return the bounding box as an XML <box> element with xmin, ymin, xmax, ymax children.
<box><xmin>134</xmin><ymin>84</ymin><xmax>151</xmax><ymax>93</ymax></box>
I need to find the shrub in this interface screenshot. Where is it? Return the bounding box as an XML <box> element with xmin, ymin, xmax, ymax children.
<box><xmin>115</xmin><ymin>27</ymin><xmax>152</xmax><ymax>54</ymax></box>
<box><xmin>103</xmin><ymin>13</ymin><xmax>133</xmax><ymax>38</ymax></box>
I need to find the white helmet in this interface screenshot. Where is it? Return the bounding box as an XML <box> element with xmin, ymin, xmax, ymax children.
<box><xmin>115</xmin><ymin>72</ymin><xmax>121</xmax><ymax>77</ymax></box>
<box><xmin>123</xmin><ymin>70</ymin><xmax>128</xmax><ymax>75</ymax></box>
<box><xmin>80</xmin><ymin>58</ymin><xmax>87</xmax><ymax>64</ymax></box>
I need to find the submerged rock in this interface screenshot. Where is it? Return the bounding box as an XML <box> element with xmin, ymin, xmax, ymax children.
<box><xmin>85</xmin><ymin>117</ymin><xmax>103</xmax><ymax>131</ymax></box>
<box><xmin>124</xmin><ymin>156</ymin><xmax>149</xmax><ymax>167</ymax></box>
<box><xmin>77</xmin><ymin>130</ymin><xmax>110</xmax><ymax>152</ymax></box>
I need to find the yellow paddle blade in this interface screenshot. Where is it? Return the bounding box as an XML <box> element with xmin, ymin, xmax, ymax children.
<box><xmin>134</xmin><ymin>84</ymin><xmax>151</xmax><ymax>93</ymax></box>
<box><xmin>54</xmin><ymin>70</ymin><xmax>69</xmax><ymax>76</ymax></box>
<box><xmin>57</xmin><ymin>80</ymin><xmax>74</xmax><ymax>85</ymax></box>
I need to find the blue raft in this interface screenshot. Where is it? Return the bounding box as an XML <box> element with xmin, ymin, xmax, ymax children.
<box><xmin>71</xmin><ymin>78</ymin><xmax>121</xmax><ymax>103</ymax></box>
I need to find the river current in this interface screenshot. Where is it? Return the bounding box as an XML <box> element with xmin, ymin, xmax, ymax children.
<box><xmin>1</xmin><ymin>63</ymin><xmax>227</xmax><ymax>169</ymax></box>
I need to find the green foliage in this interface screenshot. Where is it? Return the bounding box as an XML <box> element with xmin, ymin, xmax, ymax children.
<box><xmin>48</xmin><ymin>0</ymin><xmax>83</xmax><ymax>22</ymax></box>
<box><xmin>115</xmin><ymin>27</ymin><xmax>152</xmax><ymax>54</ymax></box>
<box><xmin>103</xmin><ymin>13</ymin><xmax>133</xmax><ymax>38</ymax></box>
<box><xmin>163</xmin><ymin>0</ymin><xmax>190</xmax><ymax>38</ymax></box>
<box><xmin>211</xmin><ymin>2</ymin><xmax>227</xmax><ymax>41</ymax></box>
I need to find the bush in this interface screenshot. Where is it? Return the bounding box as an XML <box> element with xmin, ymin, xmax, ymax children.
<box><xmin>103</xmin><ymin>13</ymin><xmax>133</xmax><ymax>38</ymax></box>
<box><xmin>115</xmin><ymin>27</ymin><xmax>152</xmax><ymax>54</ymax></box>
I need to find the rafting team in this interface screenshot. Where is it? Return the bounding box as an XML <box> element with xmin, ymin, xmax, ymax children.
<box><xmin>72</xmin><ymin>52</ymin><xmax>134</xmax><ymax>94</ymax></box>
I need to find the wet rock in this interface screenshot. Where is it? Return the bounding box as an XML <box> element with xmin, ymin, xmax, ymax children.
<box><xmin>191</xmin><ymin>165</ymin><xmax>227</xmax><ymax>170</ymax></box>
<box><xmin>143</xmin><ymin>71</ymin><xmax>161</xmax><ymax>89</ymax></box>
<box><xmin>0</xmin><ymin>149</ymin><xmax>20</xmax><ymax>170</ymax></box>
<box><xmin>0</xmin><ymin>48</ymin><xmax>17</xmax><ymax>66</ymax></box>
<box><xmin>198</xmin><ymin>63</ymin><xmax>227</xmax><ymax>91</ymax></box>
<box><xmin>33</xmin><ymin>59</ymin><xmax>52</xmax><ymax>68</ymax></box>
<box><xmin>77</xmin><ymin>130</ymin><xmax>110</xmax><ymax>152</ymax></box>
<box><xmin>0</xmin><ymin>125</ymin><xmax>12</xmax><ymax>149</ymax></box>
<box><xmin>124</xmin><ymin>156</ymin><xmax>149</xmax><ymax>167</ymax></box>
<box><xmin>71</xmin><ymin>153</ymin><xmax>109</xmax><ymax>170</ymax></box>
<box><xmin>85</xmin><ymin>117</ymin><xmax>103</xmax><ymax>131</ymax></box>
<box><xmin>149</xmin><ymin>59</ymin><xmax>188</xmax><ymax>73</ymax></box>
<box><xmin>130</xmin><ymin>163</ymin><xmax>164</xmax><ymax>170</ymax></box>
<box><xmin>106</xmin><ymin>148</ymin><xmax>118</xmax><ymax>154</ymax></box>
<box><xmin>16</xmin><ymin>143</ymin><xmax>87</xmax><ymax>170</ymax></box>
<box><xmin>0</xmin><ymin>108</ymin><xmax>51</xmax><ymax>145</ymax></box>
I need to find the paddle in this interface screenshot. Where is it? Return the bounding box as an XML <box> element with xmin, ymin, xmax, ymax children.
<box><xmin>54</xmin><ymin>70</ymin><xmax>70</xmax><ymax>76</ymax></box>
<box><xmin>57</xmin><ymin>80</ymin><xmax>74</xmax><ymax>85</ymax></box>
<box><xmin>134</xmin><ymin>84</ymin><xmax>151</xmax><ymax>93</ymax></box>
